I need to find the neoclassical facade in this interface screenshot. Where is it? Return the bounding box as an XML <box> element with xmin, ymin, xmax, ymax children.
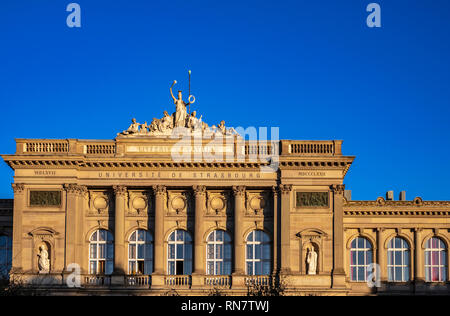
<box><xmin>0</xmin><ymin>98</ymin><xmax>449</xmax><ymax>295</ymax></box>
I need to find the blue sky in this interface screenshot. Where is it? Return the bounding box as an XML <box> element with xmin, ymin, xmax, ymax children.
<box><xmin>0</xmin><ymin>0</ymin><xmax>449</xmax><ymax>200</ymax></box>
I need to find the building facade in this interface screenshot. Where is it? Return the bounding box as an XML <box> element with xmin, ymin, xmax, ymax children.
<box><xmin>1</xmin><ymin>103</ymin><xmax>449</xmax><ymax>295</ymax></box>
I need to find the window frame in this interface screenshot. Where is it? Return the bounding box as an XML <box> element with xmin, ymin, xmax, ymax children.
<box><xmin>167</xmin><ymin>230</ymin><xmax>192</xmax><ymax>275</ymax></box>
<box><xmin>205</xmin><ymin>230</ymin><xmax>232</xmax><ymax>276</ymax></box>
<box><xmin>89</xmin><ymin>229</ymin><xmax>114</xmax><ymax>275</ymax></box>
<box><xmin>424</xmin><ymin>237</ymin><xmax>448</xmax><ymax>283</ymax></box>
<box><xmin>128</xmin><ymin>229</ymin><xmax>153</xmax><ymax>275</ymax></box>
<box><xmin>245</xmin><ymin>230</ymin><xmax>271</xmax><ymax>276</ymax></box>
<box><xmin>387</xmin><ymin>237</ymin><xmax>410</xmax><ymax>282</ymax></box>
<box><xmin>349</xmin><ymin>237</ymin><xmax>373</xmax><ymax>282</ymax></box>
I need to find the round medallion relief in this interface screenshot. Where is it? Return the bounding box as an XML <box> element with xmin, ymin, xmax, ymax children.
<box><xmin>210</xmin><ymin>196</ymin><xmax>225</xmax><ymax>211</ymax></box>
<box><xmin>171</xmin><ymin>196</ymin><xmax>186</xmax><ymax>211</ymax></box>
<box><xmin>93</xmin><ymin>196</ymin><xmax>108</xmax><ymax>210</ymax></box>
<box><xmin>250</xmin><ymin>196</ymin><xmax>266</xmax><ymax>211</ymax></box>
<box><xmin>132</xmin><ymin>197</ymin><xmax>147</xmax><ymax>211</ymax></box>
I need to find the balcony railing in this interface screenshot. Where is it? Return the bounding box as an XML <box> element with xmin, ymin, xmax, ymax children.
<box><xmin>164</xmin><ymin>275</ymin><xmax>192</xmax><ymax>287</ymax></box>
<box><xmin>14</xmin><ymin>139</ymin><xmax>343</xmax><ymax>157</ymax></box>
<box><xmin>204</xmin><ymin>275</ymin><xmax>231</xmax><ymax>287</ymax></box>
<box><xmin>83</xmin><ymin>275</ymin><xmax>111</xmax><ymax>286</ymax></box>
<box><xmin>244</xmin><ymin>275</ymin><xmax>273</xmax><ymax>287</ymax></box>
<box><xmin>125</xmin><ymin>275</ymin><xmax>151</xmax><ymax>287</ymax></box>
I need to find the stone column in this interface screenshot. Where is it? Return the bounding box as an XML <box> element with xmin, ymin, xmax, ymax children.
<box><xmin>75</xmin><ymin>186</ymin><xmax>87</xmax><ymax>270</ymax></box>
<box><xmin>279</xmin><ymin>184</ymin><xmax>292</xmax><ymax>274</ymax></box>
<box><xmin>377</xmin><ymin>228</ymin><xmax>387</xmax><ymax>282</ymax></box>
<box><xmin>414</xmin><ymin>228</ymin><xmax>423</xmax><ymax>282</ymax></box>
<box><xmin>331</xmin><ymin>184</ymin><xmax>346</xmax><ymax>287</ymax></box>
<box><xmin>272</xmin><ymin>186</ymin><xmax>279</xmax><ymax>274</ymax></box>
<box><xmin>11</xmin><ymin>183</ymin><xmax>25</xmax><ymax>273</ymax></box>
<box><xmin>193</xmin><ymin>185</ymin><xmax>206</xmax><ymax>275</ymax></box>
<box><xmin>153</xmin><ymin>185</ymin><xmax>166</xmax><ymax>275</ymax></box>
<box><xmin>113</xmin><ymin>185</ymin><xmax>127</xmax><ymax>275</ymax></box>
<box><xmin>63</xmin><ymin>184</ymin><xmax>82</xmax><ymax>269</ymax></box>
<box><xmin>232</xmin><ymin>186</ymin><xmax>245</xmax><ymax>275</ymax></box>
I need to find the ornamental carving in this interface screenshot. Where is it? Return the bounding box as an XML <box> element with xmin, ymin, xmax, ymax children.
<box><xmin>330</xmin><ymin>184</ymin><xmax>345</xmax><ymax>195</ymax></box>
<box><xmin>279</xmin><ymin>184</ymin><xmax>292</xmax><ymax>195</ymax></box>
<box><xmin>152</xmin><ymin>185</ymin><xmax>167</xmax><ymax>196</ymax></box>
<box><xmin>193</xmin><ymin>185</ymin><xmax>206</xmax><ymax>197</ymax></box>
<box><xmin>206</xmin><ymin>190</ymin><xmax>230</xmax><ymax>216</ymax></box>
<box><xmin>29</xmin><ymin>191</ymin><xmax>62</xmax><ymax>207</ymax></box>
<box><xmin>167</xmin><ymin>190</ymin><xmax>191</xmax><ymax>215</ymax></box>
<box><xmin>88</xmin><ymin>190</ymin><xmax>112</xmax><ymax>216</ymax></box>
<box><xmin>232</xmin><ymin>185</ymin><xmax>246</xmax><ymax>197</ymax></box>
<box><xmin>64</xmin><ymin>184</ymin><xmax>87</xmax><ymax>196</ymax></box>
<box><xmin>11</xmin><ymin>183</ymin><xmax>25</xmax><ymax>194</ymax></box>
<box><xmin>245</xmin><ymin>191</ymin><xmax>270</xmax><ymax>216</ymax></box>
<box><xmin>113</xmin><ymin>185</ymin><xmax>128</xmax><ymax>197</ymax></box>
<box><xmin>296</xmin><ymin>192</ymin><xmax>329</xmax><ymax>208</ymax></box>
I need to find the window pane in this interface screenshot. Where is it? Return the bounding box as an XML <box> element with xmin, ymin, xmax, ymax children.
<box><xmin>138</xmin><ymin>244</ymin><xmax>144</xmax><ymax>259</ymax></box>
<box><xmin>185</xmin><ymin>244</ymin><xmax>192</xmax><ymax>260</ymax></box>
<box><xmin>129</xmin><ymin>244</ymin><xmax>136</xmax><ymax>259</ymax></box>
<box><xmin>176</xmin><ymin>244</ymin><xmax>184</xmax><ymax>259</ymax></box>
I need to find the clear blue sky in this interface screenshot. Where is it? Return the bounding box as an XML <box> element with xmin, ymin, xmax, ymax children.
<box><xmin>0</xmin><ymin>0</ymin><xmax>449</xmax><ymax>200</ymax></box>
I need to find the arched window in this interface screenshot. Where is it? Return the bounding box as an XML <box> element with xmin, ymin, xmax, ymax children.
<box><xmin>387</xmin><ymin>237</ymin><xmax>410</xmax><ymax>282</ymax></box>
<box><xmin>167</xmin><ymin>230</ymin><xmax>192</xmax><ymax>275</ymax></box>
<box><xmin>246</xmin><ymin>230</ymin><xmax>271</xmax><ymax>275</ymax></box>
<box><xmin>0</xmin><ymin>235</ymin><xmax>12</xmax><ymax>278</ymax></box>
<box><xmin>349</xmin><ymin>237</ymin><xmax>373</xmax><ymax>282</ymax></box>
<box><xmin>89</xmin><ymin>230</ymin><xmax>113</xmax><ymax>275</ymax></box>
<box><xmin>206</xmin><ymin>230</ymin><xmax>232</xmax><ymax>275</ymax></box>
<box><xmin>128</xmin><ymin>230</ymin><xmax>153</xmax><ymax>275</ymax></box>
<box><xmin>425</xmin><ymin>237</ymin><xmax>447</xmax><ymax>282</ymax></box>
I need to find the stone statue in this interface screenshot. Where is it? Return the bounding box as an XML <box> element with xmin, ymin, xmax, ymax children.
<box><xmin>38</xmin><ymin>245</ymin><xmax>50</xmax><ymax>273</ymax></box>
<box><xmin>160</xmin><ymin>110</ymin><xmax>174</xmax><ymax>131</ymax></box>
<box><xmin>306</xmin><ymin>247</ymin><xmax>317</xmax><ymax>275</ymax></box>
<box><xmin>170</xmin><ymin>80</ymin><xmax>189</xmax><ymax>128</ymax></box>
<box><xmin>120</xmin><ymin>118</ymin><xmax>140</xmax><ymax>135</ymax></box>
<box><xmin>187</xmin><ymin>111</ymin><xmax>202</xmax><ymax>130</ymax></box>
<box><xmin>116</xmin><ymin>80</ymin><xmax>241</xmax><ymax>138</ymax></box>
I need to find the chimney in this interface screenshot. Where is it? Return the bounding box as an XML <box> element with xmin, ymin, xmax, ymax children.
<box><xmin>386</xmin><ymin>190</ymin><xmax>394</xmax><ymax>201</ymax></box>
<box><xmin>399</xmin><ymin>191</ymin><xmax>406</xmax><ymax>201</ymax></box>
<box><xmin>344</xmin><ymin>190</ymin><xmax>352</xmax><ymax>201</ymax></box>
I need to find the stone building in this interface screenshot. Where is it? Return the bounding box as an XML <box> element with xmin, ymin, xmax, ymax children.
<box><xmin>0</xmin><ymin>94</ymin><xmax>449</xmax><ymax>295</ymax></box>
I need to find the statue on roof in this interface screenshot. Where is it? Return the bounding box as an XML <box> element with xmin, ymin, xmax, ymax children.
<box><xmin>116</xmin><ymin>74</ymin><xmax>240</xmax><ymax>138</ymax></box>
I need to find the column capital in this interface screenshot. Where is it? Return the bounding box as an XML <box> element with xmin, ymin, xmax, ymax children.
<box><xmin>279</xmin><ymin>184</ymin><xmax>292</xmax><ymax>195</ymax></box>
<box><xmin>11</xmin><ymin>183</ymin><xmax>25</xmax><ymax>194</ymax></box>
<box><xmin>232</xmin><ymin>185</ymin><xmax>246</xmax><ymax>197</ymax></box>
<box><xmin>113</xmin><ymin>185</ymin><xmax>127</xmax><ymax>197</ymax></box>
<box><xmin>64</xmin><ymin>184</ymin><xmax>87</xmax><ymax>196</ymax></box>
<box><xmin>271</xmin><ymin>185</ymin><xmax>279</xmax><ymax>196</ymax></box>
<box><xmin>152</xmin><ymin>185</ymin><xmax>166</xmax><ymax>196</ymax></box>
<box><xmin>192</xmin><ymin>185</ymin><xmax>206</xmax><ymax>197</ymax></box>
<box><xmin>330</xmin><ymin>184</ymin><xmax>345</xmax><ymax>195</ymax></box>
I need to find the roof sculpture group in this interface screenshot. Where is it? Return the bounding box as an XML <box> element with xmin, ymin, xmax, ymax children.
<box><xmin>118</xmin><ymin>80</ymin><xmax>238</xmax><ymax>137</ymax></box>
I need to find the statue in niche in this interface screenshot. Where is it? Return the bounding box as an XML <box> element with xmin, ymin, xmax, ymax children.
<box><xmin>37</xmin><ymin>245</ymin><xmax>50</xmax><ymax>273</ymax></box>
<box><xmin>306</xmin><ymin>246</ymin><xmax>317</xmax><ymax>275</ymax></box>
